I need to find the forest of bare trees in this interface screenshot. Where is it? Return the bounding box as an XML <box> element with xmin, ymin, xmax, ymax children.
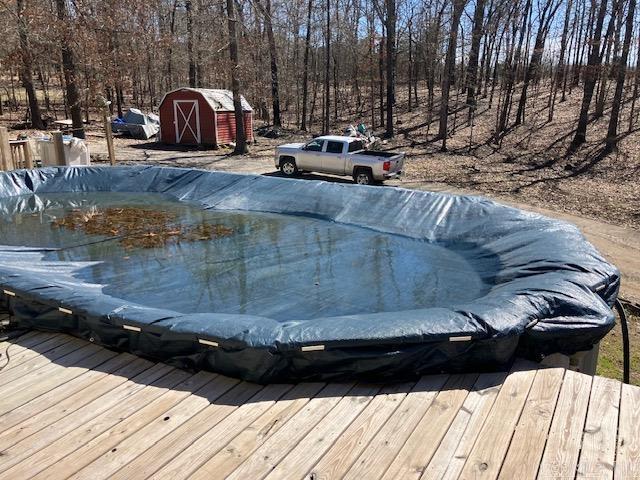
<box><xmin>1</xmin><ymin>0</ymin><xmax>639</xmax><ymax>153</ymax></box>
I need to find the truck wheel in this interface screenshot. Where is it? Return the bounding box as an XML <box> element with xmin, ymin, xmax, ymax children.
<box><xmin>280</xmin><ymin>158</ymin><xmax>298</xmax><ymax>177</ymax></box>
<box><xmin>354</xmin><ymin>168</ymin><xmax>374</xmax><ymax>185</ymax></box>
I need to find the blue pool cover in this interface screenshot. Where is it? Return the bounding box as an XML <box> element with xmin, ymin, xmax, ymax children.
<box><xmin>0</xmin><ymin>166</ymin><xmax>619</xmax><ymax>382</ymax></box>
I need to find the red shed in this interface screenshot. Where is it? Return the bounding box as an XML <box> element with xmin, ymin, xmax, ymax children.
<box><xmin>159</xmin><ymin>88</ymin><xmax>253</xmax><ymax>147</ymax></box>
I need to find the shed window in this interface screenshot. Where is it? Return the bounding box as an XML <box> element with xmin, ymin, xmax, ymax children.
<box><xmin>326</xmin><ymin>141</ymin><xmax>344</xmax><ymax>154</ymax></box>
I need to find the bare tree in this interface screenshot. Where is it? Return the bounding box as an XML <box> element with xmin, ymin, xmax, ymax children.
<box><xmin>323</xmin><ymin>0</ymin><xmax>330</xmax><ymax>134</ymax></box>
<box><xmin>186</xmin><ymin>0</ymin><xmax>196</xmax><ymax>88</ymax></box>
<box><xmin>515</xmin><ymin>0</ymin><xmax>561</xmax><ymax>125</ymax></box>
<box><xmin>438</xmin><ymin>0</ymin><xmax>466</xmax><ymax>150</ymax></box>
<box><xmin>571</xmin><ymin>0</ymin><xmax>610</xmax><ymax>148</ymax></box>
<box><xmin>383</xmin><ymin>0</ymin><xmax>397</xmax><ymax>137</ymax></box>
<box><xmin>466</xmin><ymin>0</ymin><xmax>487</xmax><ymax>121</ymax></box>
<box><xmin>227</xmin><ymin>0</ymin><xmax>248</xmax><ymax>154</ymax></box>
<box><xmin>55</xmin><ymin>0</ymin><xmax>84</xmax><ymax>138</ymax></box>
<box><xmin>301</xmin><ymin>0</ymin><xmax>313</xmax><ymax>130</ymax></box>
<box><xmin>16</xmin><ymin>0</ymin><xmax>44</xmax><ymax>129</ymax></box>
<box><xmin>256</xmin><ymin>0</ymin><xmax>282</xmax><ymax>128</ymax></box>
<box><xmin>606</xmin><ymin>0</ymin><xmax>636</xmax><ymax>150</ymax></box>
<box><xmin>548</xmin><ymin>0</ymin><xmax>573</xmax><ymax>120</ymax></box>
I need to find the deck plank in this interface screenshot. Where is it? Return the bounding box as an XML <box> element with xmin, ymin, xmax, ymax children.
<box><xmin>223</xmin><ymin>382</ymin><xmax>355</xmax><ymax>480</ymax></box>
<box><xmin>341</xmin><ymin>375</ymin><xmax>449</xmax><ymax>480</ymax></box>
<box><xmin>188</xmin><ymin>382</ymin><xmax>329</xmax><ymax>480</ymax></box>
<box><xmin>615</xmin><ymin>383</ymin><xmax>640</xmax><ymax>479</ymax></box>
<box><xmin>110</xmin><ymin>379</ymin><xmax>261</xmax><ymax>480</ymax></box>
<box><xmin>0</xmin><ymin>331</ymin><xmax>55</xmax><ymax>355</ymax></box>
<box><xmin>537</xmin><ymin>369</ymin><xmax>593</xmax><ymax>479</ymax></box>
<box><xmin>0</xmin><ymin>354</ymin><xmax>151</xmax><ymax>443</ymax></box>
<box><xmin>457</xmin><ymin>365</ymin><xmax>538</xmax><ymax>479</ymax></box>
<box><xmin>0</xmin><ymin>367</ymin><xmax>192</xmax><ymax>479</ymax></box>
<box><xmin>306</xmin><ymin>381</ymin><xmax>415</xmax><ymax>480</ymax></box>
<box><xmin>263</xmin><ymin>384</ymin><xmax>382</xmax><ymax>480</ymax></box>
<box><xmin>34</xmin><ymin>371</ymin><xmax>224</xmax><ymax>480</ymax></box>
<box><xmin>0</xmin><ymin>345</ymin><xmax>115</xmax><ymax>415</ymax></box>
<box><xmin>0</xmin><ymin>336</ymin><xmax>88</xmax><ymax>388</ymax></box>
<box><xmin>0</xmin><ymin>363</ymin><xmax>176</xmax><ymax>477</ymax></box>
<box><xmin>498</xmin><ymin>367</ymin><xmax>565</xmax><ymax>480</ymax></box>
<box><xmin>381</xmin><ymin>374</ymin><xmax>478</xmax><ymax>480</ymax></box>
<box><xmin>75</xmin><ymin>380</ymin><xmax>284</xmax><ymax>480</ymax></box>
<box><xmin>0</xmin><ymin>332</ymin><xmax>636</xmax><ymax>480</ymax></box>
<box><xmin>0</xmin><ymin>333</ymin><xmax>73</xmax><ymax>372</ymax></box>
<box><xmin>576</xmin><ymin>375</ymin><xmax>621</xmax><ymax>480</ymax></box>
<box><xmin>145</xmin><ymin>383</ymin><xmax>298</xmax><ymax>480</ymax></box>
<box><xmin>421</xmin><ymin>372</ymin><xmax>507</xmax><ymax>480</ymax></box>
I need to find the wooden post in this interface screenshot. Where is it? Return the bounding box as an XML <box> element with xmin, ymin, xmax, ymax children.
<box><xmin>23</xmin><ymin>141</ymin><xmax>33</xmax><ymax>169</ymax></box>
<box><xmin>102</xmin><ymin>108</ymin><xmax>116</xmax><ymax>165</ymax></box>
<box><xmin>52</xmin><ymin>131</ymin><xmax>66</xmax><ymax>166</ymax></box>
<box><xmin>0</xmin><ymin>127</ymin><xmax>12</xmax><ymax>171</ymax></box>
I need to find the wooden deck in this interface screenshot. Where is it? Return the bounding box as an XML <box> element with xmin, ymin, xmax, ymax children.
<box><xmin>0</xmin><ymin>327</ymin><xmax>638</xmax><ymax>479</ymax></box>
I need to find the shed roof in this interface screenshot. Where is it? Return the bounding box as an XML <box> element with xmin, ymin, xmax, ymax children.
<box><xmin>163</xmin><ymin>88</ymin><xmax>253</xmax><ymax>112</ymax></box>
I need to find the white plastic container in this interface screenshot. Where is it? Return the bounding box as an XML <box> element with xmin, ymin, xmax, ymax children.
<box><xmin>37</xmin><ymin>137</ymin><xmax>91</xmax><ymax>167</ymax></box>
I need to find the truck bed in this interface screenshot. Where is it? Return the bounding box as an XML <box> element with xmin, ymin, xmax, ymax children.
<box><xmin>355</xmin><ymin>150</ymin><xmax>401</xmax><ymax>158</ymax></box>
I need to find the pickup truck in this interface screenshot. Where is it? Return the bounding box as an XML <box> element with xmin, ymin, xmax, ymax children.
<box><xmin>274</xmin><ymin>135</ymin><xmax>405</xmax><ymax>185</ymax></box>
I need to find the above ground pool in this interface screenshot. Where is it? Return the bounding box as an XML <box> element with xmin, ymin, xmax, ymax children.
<box><xmin>0</xmin><ymin>167</ymin><xmax>620</xmax><ymax>382</ymax></box>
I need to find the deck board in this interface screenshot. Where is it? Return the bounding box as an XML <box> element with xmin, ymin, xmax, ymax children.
<box><xmin>224</xmin><ymin>382</ymin><xmax>355</xmax><ymax>480</ymax></box>
<box><xmin>538</xmin><ymin>369</ymin><xmax>593</xmax><ymax>479</ymax></box>
<box><xmin>188</xmin><ymin>382</ymin><xmax>327</xmax><ymax>479</ymax></box>
<box><xmin>576</xmin><ymin>375</ymin><xmax>621</xmax><ymax>479</ymax></box>
<box><xmin>0</xmin><ymin>331</ymin><xmax>638</xmax><ymax>480</ymax></box>
<box><xmin>421</xmin><ymin>372</ymin><xmax>507</xmax><ymax>480</ymax></box>
<box><xmin>498</xmin><ymin>367</ymin><xmax>564</xmax><ymax>480</ymax></box>
<box><xmin>341</xmin><ymin>375</ymin><xmax>449</xmax><ymax>480</ymax></box>
<box><xmin>456</xmin><ymin>362</ymin><xmax>538</xmax><ymax>479</ymax></box>
<box><xmin>380</xmin><ymin>374</ymin><xmax>478</xmax><ymax>480</ymax></box>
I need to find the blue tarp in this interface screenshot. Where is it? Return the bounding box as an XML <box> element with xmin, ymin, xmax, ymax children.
<box><xmin>0</xmin><ymin>166</ymin><xmax>619</xmax><ymax>382</ymax></box>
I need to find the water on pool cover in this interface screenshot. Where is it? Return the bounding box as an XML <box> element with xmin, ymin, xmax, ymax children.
<box><xmin>0</xmin><ymin>192</ymin><xmax>497</xmax><ymax>321</ymax></box>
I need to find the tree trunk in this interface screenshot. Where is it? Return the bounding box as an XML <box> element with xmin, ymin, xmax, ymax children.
<box><xmin>55</xmin><ymin>0</ymin><xmax>84</xmax><ymax>139</ymax></box>
<box><xmin>379</xmin><ymin>36</ymin><xmax>385</xmax><ymax>129</ymax></box>
<box><xmin>187</xmin><ymin>0</ymin><xmax>196</xmax><ymax>88</ymax></box>
<box><xmin>226</xmin><ymin>0</ymin><xmax>247</xmax><ymax>154</ymax></box>
<box><xmin>257</xmin><ymin>0</ymin><xmax>282</xmax><ymax>127</ymax></box>
<box><xmin>167</xmin><ymin>0</ymin><xmax>178</xmax><ymax>91</ymax></box>
<box><xmin>301</xmin><ymin>0</ymin><xmax>313</xmax><ymax>130</ymax></box>
<box><xmin>549</xmin><ymin>0</ymin><xmax>572</xmax><ymax>120</ymax></box>
<box><xmin>497</xmin><ymin>0</ymin><xmax>532</xmax><ymax>136</ymax></box>
<box><xmin>466</xmin><ymin>0</ymin><xmax>486</xmax><ymax>121</ymax></box>
<box><xmin>606</xmin><ymin>0</ymin><xmax>636</xmax><ymax>150</ymax></box>
<box><xmin>515</xmin><ymin>0</ymin><xmax>560</xmax><ymax>126</ymax></box>
<box><xmin>438</xmin><ymin>0</ymin><xmax>466</xmax><ymax>150</ymax></box>
<box><xmin>408</xmin><ymin>17</ymin><xmax>413</xmax><ymax>111</ymax></box>
<box><xmin>17</xmin><ymin>0</ymin><xmax>44</xmax><ymax>129</ymax></box>
<box><xmin>571</xmin><ymin>0</ymin><xmax>609</xmax><ymax>148</ymax></box>
<box><xmin>628</xmin><ymin>29</ymin><xmax>640</xmax><ymax>131</ymax></box>
<box><xmin>385</xmin><ymin>0</ymin><xmax>396</xmax><ymax>137</ymax></box>
<box><xmin>595</xmin><ymin>0</ymin><xmax>622</xmax><ymax>118</ymax></box>
<box><xmin>323</xmin><ymin>0</ymin><xmax>330</xmax><ymax>134</ymax></box>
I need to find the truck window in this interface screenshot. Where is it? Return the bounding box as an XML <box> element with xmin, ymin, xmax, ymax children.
<box><xmin>325</xmin><ymin>141</ymin><xmax>344</xmax><ymax>154</ymax></box>
<box><xmin>348</xmin><ymin>140</ymin><xmax>364</xmax><ymax>152</ymax></box>
<box><xmin>304</xmin><ymin>139</ymin><xmax>324</xmax><ymax>152</ymax></box>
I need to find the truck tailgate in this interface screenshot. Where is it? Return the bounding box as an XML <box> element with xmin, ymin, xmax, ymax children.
<box><xmin>388</xmin><ymin>154</ymin><xmax>404</xmax><ymax>173</ymax></box>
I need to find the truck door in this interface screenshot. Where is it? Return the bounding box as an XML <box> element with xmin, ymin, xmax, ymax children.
<box><xmin>298</xmin><ymin>139</ymin><xmax>325</xmax><ymax>170</ymax></box>
<box><xmin>321</xmin><ymin>140</ymin><xmax>347</xmax><ymax>174</ymax></box>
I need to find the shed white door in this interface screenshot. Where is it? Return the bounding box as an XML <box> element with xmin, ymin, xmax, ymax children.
<box><xmin>173</xmin><ymin>100</ymin><xmax>201</xmax><ymax>144</ymax></box>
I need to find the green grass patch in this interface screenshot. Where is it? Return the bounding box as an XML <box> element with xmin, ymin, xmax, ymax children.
<box><xmin>596</xmin><ymin>310</ymin><xmax>640</xmax><ymax>386</ymax></box>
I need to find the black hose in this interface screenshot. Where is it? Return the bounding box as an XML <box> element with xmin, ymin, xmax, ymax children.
<box><xmin>614</xmin><ymin>299</ymin><xmax>630</xmax><ymax>384</ymax></box>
